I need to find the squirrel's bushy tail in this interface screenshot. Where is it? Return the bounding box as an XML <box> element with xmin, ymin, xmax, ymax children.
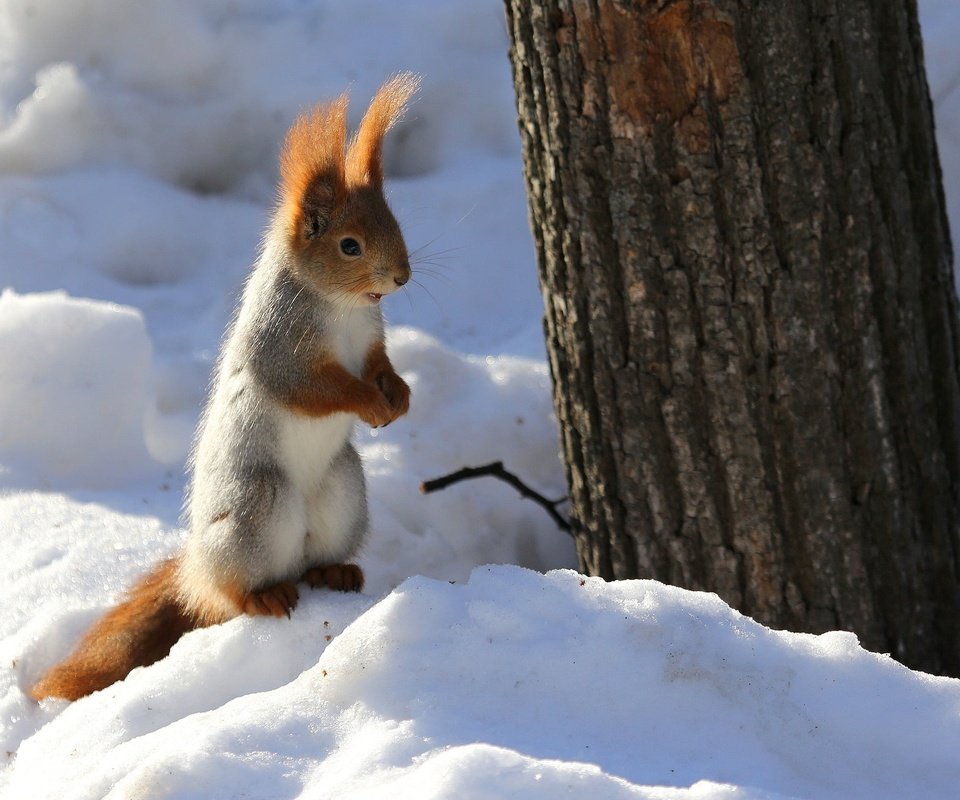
<box><xmin>31</xmin><ymin>558</ymin><xmax>197</xmax><ymax>701</ymax></box>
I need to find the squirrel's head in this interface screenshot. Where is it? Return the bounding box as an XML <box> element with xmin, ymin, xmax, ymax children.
<box><xmin>277</xmin><ymin>74</ymin><xmax>418</xmax><ymax>307</ymax></box>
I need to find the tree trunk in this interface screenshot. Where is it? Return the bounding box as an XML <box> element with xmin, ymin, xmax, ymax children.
<box><xmin>504</xmin><ymin>0</ymin><xmax>960</xmax><ymax>675</ymax></box>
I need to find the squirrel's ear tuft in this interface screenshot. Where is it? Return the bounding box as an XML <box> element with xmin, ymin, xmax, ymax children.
<box><xmin>346</xmin><ymin>72</ymin><xmax>420</xmax><ymax>187</ymax></box>
<box><xmin>279</xmin><ymin>95</ymin><xmax>348</xmax><ymax>246</ymax></box>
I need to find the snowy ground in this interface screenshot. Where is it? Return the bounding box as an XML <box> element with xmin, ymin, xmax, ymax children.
<box><xmin>1</xmin><ymin>1</ymin><xmax>959</xmax><ymax>798</ymax></box>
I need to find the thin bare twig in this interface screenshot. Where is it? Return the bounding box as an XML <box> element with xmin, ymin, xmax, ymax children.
<box><xmin>420</xmin><ymin>461</ymin><xmax>572</xmax><ymax>535</ymax></box>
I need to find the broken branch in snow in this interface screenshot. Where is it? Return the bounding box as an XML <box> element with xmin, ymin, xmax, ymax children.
<box><xmin>420</xmin><ymin>461</ymin><xmax>572</xmax><ymax>535</ymax></box>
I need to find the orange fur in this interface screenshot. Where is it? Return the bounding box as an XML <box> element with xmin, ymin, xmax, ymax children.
<box><xmin>277</xmin><ymin>344</ymin><xmax>409</xmax><ymax>427</ymax></box>
<box><xmin>219</xmin><ymin>579</ymin><xmax>300</xmax><ymax>619</ymax></box>
<box><xmin>278</xmin><ymin>74</ymin><xmax>419</xmax><ymax>246</ymax></box>
<box><xmin>276</xmin><ymin>74</ymin><xmax>418</xmax><ymax>297</ymax></box>
<box><xmin>361</xmin><ymin>341</ymin><xmax>393</xmax><ymax>383</ymax></box>
<box><xmin>30</xmin><ymin>559</ymin><xmax>198</xmax><ymax>702</ymax></box>
<box><xmin>345</xmin><ymin>72</ymin><xmax>420</xmax><ymax>187</ymax></box>
<box><xmin>279</xmin><ymin>94</ymin><xmax>349</xmax><ymax>247</ymax></box>
<box><xmin>282</xmin><ymin>358</ymin><xmax>398</xmax><ymax>427</ymax></box>
<box><xmin>363</xmin><ymin>342</ymin><xmax>410</xmax><ymax>419</ymax></box>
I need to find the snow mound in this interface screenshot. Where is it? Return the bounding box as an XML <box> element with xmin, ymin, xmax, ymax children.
<box><xmin>0</xmin><ymin>0</ymin><xmax>518</xmax><ymax>196</ymax></box>
<box><xmin>358</xmin><ymin>327</ymin><xmax>573</xmax><ymax>592</ymax></box>
<box><xmin>0</xmin><ymin>290</ymin><xmax>157</xmax><ymax>488</ymax></box>
<box><xmin>1</xmin><ymin>0</ymin><xmax>959</xmax><ymax>797</ymax></box>
<box><xmin>8</xmin><ymin>567</ymin><xmax>960</xmax><ymax>799</ymax></box>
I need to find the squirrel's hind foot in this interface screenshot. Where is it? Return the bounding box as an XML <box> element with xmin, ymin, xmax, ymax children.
<box><xmin>302</xmin><ymin>563</ymin><xmax>364</xmax><ymax>592</ymax></box>
<box><xmin>241</xmin><ymin>582</ymin><xmax>299</xmax><ymax>618</ymax></box>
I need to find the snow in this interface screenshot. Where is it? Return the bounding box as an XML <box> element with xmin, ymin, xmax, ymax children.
<box><xmin>0</xmin><ymin>1</ymin><xmax>959</xmax><ymax>798</ymax></box>
<box><xmin>7</xmin><ymin>568</ymin><xmax>960</xmax><ymax>799</ymax></box>
<box><xmin>0</xmin><ymin>290</ymin><xmax>154</xmax><ymax>489</ymax></box>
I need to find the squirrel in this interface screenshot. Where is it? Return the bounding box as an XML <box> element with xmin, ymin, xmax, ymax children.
<box><xmin>29</xmin><ymin>74</ymin><xmax>419</xmax><ymax>702</ymax></box>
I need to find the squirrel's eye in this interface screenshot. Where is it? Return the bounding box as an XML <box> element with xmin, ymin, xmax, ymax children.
<box><xmin>339</xmin><ymin>237</ymin><xmax>362</xmax><ymax>257</ymax></box>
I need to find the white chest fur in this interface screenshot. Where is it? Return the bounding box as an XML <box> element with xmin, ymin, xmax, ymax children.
<box><xmin>329</xmin><ymin>306</ymin><xmax>379</xmax><ymax>377</ymax></box>
<box><xmin>275</xmin><ymin>306</ymin><xmax>378</xmax><ymax>491</ymax></box>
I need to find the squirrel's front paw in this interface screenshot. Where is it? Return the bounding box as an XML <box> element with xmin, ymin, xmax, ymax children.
<box><xmin>376</xmin><ymin>371</ymin><xmax>410</xmax><ymax>418</ymax></box>
<box><xmin>357</xmin><ymin>392</ymin><xmax>395</xmax><ymax>427</ymax></box>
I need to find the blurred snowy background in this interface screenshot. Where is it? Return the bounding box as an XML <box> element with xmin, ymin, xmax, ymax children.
<box><xmin>1</xmin><ymin>1</ymin><xmax>960</xmax><ymax>798</ymax></box>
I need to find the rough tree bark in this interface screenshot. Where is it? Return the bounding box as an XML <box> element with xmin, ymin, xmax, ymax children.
<box><xmin>504</xmin><ymin>0</ymin><xmax>960</xmax><ymax>675</ymax></box>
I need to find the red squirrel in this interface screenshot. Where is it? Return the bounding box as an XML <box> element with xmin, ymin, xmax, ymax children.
<box><xmin>30</xmin><ymin>74</ymin><xmax>418</xmax><ymax>702</ymax></box>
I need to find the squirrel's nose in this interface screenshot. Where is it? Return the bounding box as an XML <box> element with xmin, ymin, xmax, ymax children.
<box><xmin>394</xmin><ymin>272</ymin><xmax>409</xmax><ymax>287</ymax></box>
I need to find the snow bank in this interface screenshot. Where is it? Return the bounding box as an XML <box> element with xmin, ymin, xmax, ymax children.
<box><xmin>0</xmin><ymin>170</ymin><xmax>262</xmax><ymax>294</ymax></box>
<box><xmin>358</xmin><ymin>327</ymin><xmax>573</xmax><ymax>592</ymax></box>
<box><xmin>0</xmin><ymin>290</ymin><xmax>157</xmax><ymax>488</ymax></box>
<box><xmin>1</xmin><ymin>0</ymin><xmax>959</xmax><ymax>797</ymax></box>
<box><xmin>8</xmin><ymin>567</ymin><xmax>960</xmax><ymax>799</ymax></box>
<box><xmin>0</xmin><ymin>0</ymin><xmax>518</xmax><ymax>195</ymax></box>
